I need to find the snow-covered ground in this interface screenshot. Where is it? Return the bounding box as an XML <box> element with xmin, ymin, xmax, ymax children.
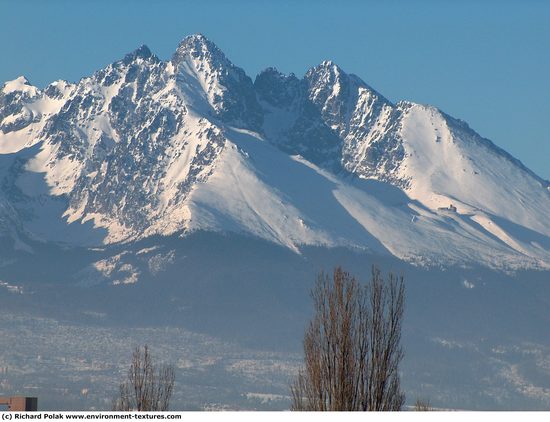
<box><xmin>0</xmin><ymin>312</ymin><xmax>300</xmax><ymax>411</ymax></box>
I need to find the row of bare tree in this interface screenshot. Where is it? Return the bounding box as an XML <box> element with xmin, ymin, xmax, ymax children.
<box><xmin>113</xmin><ymin>265</ymin><xmax>418</xmax><ymax>411</ymax></box>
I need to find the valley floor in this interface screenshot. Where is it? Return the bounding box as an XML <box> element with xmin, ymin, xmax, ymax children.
<box><xmin>1</xmin><ymin>234</ymin><xmax>550</xmax><ymax>410</ymax></box>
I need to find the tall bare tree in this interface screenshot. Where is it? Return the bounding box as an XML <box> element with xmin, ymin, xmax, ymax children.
<box><xmin>113</xmin><ymin>345</ymin><xmax>175</xmax><ymax>411</ymax></box>
<box><xmin>290</xmin><ymin>266</ymin><xmax>405</xmax><ymax>411</ymax></box>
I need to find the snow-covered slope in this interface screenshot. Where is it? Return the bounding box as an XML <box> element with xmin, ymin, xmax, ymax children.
<box><xmin>0</xmin><ymin>34</ymin><xmax>549</xmax><ymax>270</ymax></box>
<box><xmin>256</xmin><ymin>61</ymin><xmax>550</xmax><ymax>269</ymax></box>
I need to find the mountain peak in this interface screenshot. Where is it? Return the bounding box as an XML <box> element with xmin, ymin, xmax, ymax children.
<box><xmin>121</xmin><ymin>44</ymin><xmax>156</xmax><ymax>65</ymax></box>
<box><xmin>170</xmin><ymin>34</ymin><xmax>262</xmax><ymax>129</ymax></box>
<box><xmin>1</xmin><ymin>75</ymin><xmax>39</xmax><ymax>96</ymax></box>
<box><xmin>133</xmin><ymin>44</ymin><xmax>153</xmax><ymax>58</ymax></box>
<box><xmin>172</xmin><ymin>33</ymin><xmax>227</xmax><ymax>65</ymax></box>
<box><xmin>255</xmin><ymin>67</ymin><xmax>302</xmax><ymax>108</ymax></box>
<box><xmin>305</xmin><ymin>60</ymin><xmax>347</xmax><ymax>95</ymax></box>
<box><xmin>183</xmin><ymin>33</ymin><xmax>210</xmax><ymax>44</ymax></box>
<box><xmin>307</xmin><ymin>60</ymin><xmax>342</xmax><ymax>76</ymax></box>
<box><xmin>320</xmin><ymin>59</ymin><xmax>337</xmax><ymax>68</ymax></box>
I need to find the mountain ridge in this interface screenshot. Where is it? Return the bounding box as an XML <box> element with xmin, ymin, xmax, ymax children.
<box><xmin>1</xmin><ymin>34</ymin><xmax>549</xmax><ymax>271</ymax></box>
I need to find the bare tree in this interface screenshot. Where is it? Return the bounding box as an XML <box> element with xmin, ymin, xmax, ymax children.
<box><xmin>414</xmin><ymin>398</ymin><xmax>433</xmax><ymax>411</ymax></box>
<box><xmin>113</xmin><ymin>345</ymin><xmax>175</xmax><ymax>411</ymax></box>
<box><xmin>290</xmin><ymin>266</ymin><xmax>405</xmax><ymax>411</ymax></box>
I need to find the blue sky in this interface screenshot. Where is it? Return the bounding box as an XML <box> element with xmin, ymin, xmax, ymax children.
<box><xmin>1</xmin><ymin>0</ymin><xmax>549</xmax><ymax>179</ymax></box>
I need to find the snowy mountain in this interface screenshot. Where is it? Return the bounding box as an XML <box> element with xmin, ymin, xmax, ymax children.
<box><xmin>2</xmin><ymin>34</ymin><xmax>550</xmax><ymax>412</ymax></box>
<box><xmin>1</xmin><ymin>34</ymin><xmax>549</xmax><ymax>271</ymax></box>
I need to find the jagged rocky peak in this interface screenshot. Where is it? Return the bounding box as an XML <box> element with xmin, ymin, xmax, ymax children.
<box><xmin>113</xmin><ymin>45</ymin><xmax>160</xmax><ymax>76</ymax></box>
<box><xmin>305</xmin><ymin>60</ymin><xmax>346</xmax><ymax>94</ymax></box>
<box><xmin>121</xmin><ymin>44</ymin><xmax>157</xmax><ymax>64</ymax></box>
<box><xmin>171</xmin><ymin>33</ymin><xmax>263</xmax><ymax>130</ymax></box>
<box><xmin>306</xmin><ymin>59</ymin><xmax>341</xmax><ymax>77</ymax></box>
<box><xmin>171</xmin><ymin>33</ymin><xmax>236</xmax><ymax>83</ymax></box>
<box><xmin>301</xmin><ymin>61</ymin><xmax>388</xmax><ymax>141</ymax></box>
<box><xmin>254</xmin><ymin>67</ymin><xmax>302</xmax><ymax>109</ymax></box>
<box><xmin>43</xmin><ymin>80</ymin><xmax>75</xmax><ymax>99</ymax></box>
<box><xmin>306</xmin><ymin>60</ymin><xmax>390</xmax><ymax>105</ymax></box>
<box><xmin>172</xmin><ymin>33</ymin><xmax>228</xmax><ymax>65</ymax></box>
